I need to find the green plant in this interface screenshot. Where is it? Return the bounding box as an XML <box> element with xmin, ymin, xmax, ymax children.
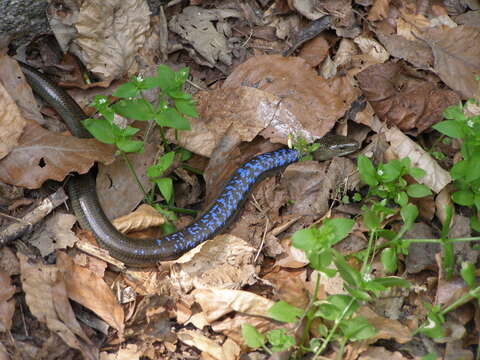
<box><xmin>82</xmin><ymin>64</ymin><xmax>198</xmax><ymax>221</ymax></box>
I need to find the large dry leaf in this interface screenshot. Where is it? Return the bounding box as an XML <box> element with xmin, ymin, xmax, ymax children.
<box><xmin>357</xmin><ymin>62</ymin><xmax>461</xmax><ymax>133</ymax></box>
<box><xmin>223</xmin><ymin>55</ymin><xmax>359</xmax><ymax>140</ymax></box>
<box><xmin>376</xmin><ymin>33</ymin><xmax>433</xmax><ymax>68</ymax></box>
<box><xmin>19</xmin><ymin>254</ymin><xmax>98</xmax><ymax>360</ymax></box>
<box><xmin>385</xmin><ymin>126</ymin><xmax>452</xmax><ymax>193</ymax></box>
<box><xmin>112</xmin><ymin>204</ymin><xmax>165</xmax><ymax>233</ymax></box>
<box><xmin>0</xmin><ymin>270</ymin><xmax>15</xmax><ymax>332</ymax></box>
<box><xmin>56</xmin><ymin>252</ymin><xmax>125</xmax><ymax>335</ymax></box>
<box><xmin>177</xmin><ymin>329</ymin><xmax>235</xmax><ymax>360</ymax></box>
<box><xmin>55</xmin><ymin>0</ymin><xmax>151</xmax><ymax>79</ymax></box>
<box><xmin>0</xmin><ymin>121</ymin><xmax>115</xmax><ymax>189</ymax></box>
<box><xmin>29</xmin><ymin>213</ymin><xmax>78</xmax><ymax>257</ymax></box>
<box><xmin>421</xmin><ymin>25</ymin><xmax>480</xmax><ymax>99</ymax></box>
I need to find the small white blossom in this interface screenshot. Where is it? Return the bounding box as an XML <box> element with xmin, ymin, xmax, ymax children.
<box><xmin>377</xmin><ymin>169</ymin><xmax>384</xmax><ymax>176</ymax></box>
<box><xmin>136</xmin><ymin>74</ymin><xmax>144</xmax><ymax>82</ymax></box>
<box><xmin>98</xmin><ymin>98</ymin><xmax>107</xmax><ymax>104</ymax></box>
<box><xmin>467</xmin><ymin>119</ymin><xmax>474</xmax><ymax>128</ymax></box>
<box><xmin>363</xmin><ymin>273</ymin><xmax>373</xmax><ymax>282</ymax></box>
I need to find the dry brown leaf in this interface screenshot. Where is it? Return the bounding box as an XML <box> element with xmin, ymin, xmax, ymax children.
<box><xmin>0</xmin><ymin>75</ymin><xmax>26</xmax><ymax>160</ymax></box>
<box><xmin>192</xmin><ymin>288</ymin><xmax>274</xmax><ymax>323</ymax></box>
<box><xmin>112</xmin><ymin>204</ymin><xmax>165</xmax><ymax>233</ymax></box>
<box><xmin>385</xmin><ymin>126</ymin><xmax>452</xmax><ymax>193</ymax></box>
<box><xmin>368</xmin><ymin>0</ymin><xmax>390</xmax><ymax>21</ymax></box>
<box><xmin>70</xmin><ymin>0</ymin><xmax>150</xmax><ymax>79</ymax></box>
<box><xmin>357</xmin><ymin>306</ymin><xmax>412</xmax><ymax>344</ymax></box>
<box><xmin>56</xmin><ymin>252</ymin><xmax>125</xmax><ymax>335</ymax></box>
<box><xmin>376</xmin><ymin>33</ymin><xmax>433</xmax><ymax>68</ymax></box>
<box><xmin>177</xmin><ymin>329</ymin><xmax>229</xmax><ymax>360</ymax></box>
<box><xmin>421</xmin><ymin>25</ymin><xmax>480</xmax><ymax>99</ymax></box>
<box><xmin>358</xmin><ymin>346</ymin><xmax>408</xmax><ymax>360</ymax></box>
<box><xmin>18</xmin><ymin>253</ymin><xmax>98</xmax><ymax>360</ymax></box>
<box><xmin>298</xmin><ymin>35</ymin><xmax>330</xmax><ymax>67</ymax></box>
<box><xmin>29</xmin><ymin>213</ymin><xmax>78</xmax><ymax>257</ymax></box>
<box><xmin>223</xmin><ymin>55</ymin><xmax>359</xmax><ymax>140</ymax></box>
<box><xmin>170</xmin><ymin>234</ymin><xmax>257</xmax><ymax>293</ymax></box>
<box><xmin>263</xmin><ymin>269</ymin><xmax>310</xmax><ymax>308</ymax></box>
<box><xmin>99</xmin><ymin>344</ymin><xmax>142</xmax><ymax>360</ymax></box>
<box><xmin>353</xmin><ymin>36</ymin><xmax>389</xmax><ymax>63</ymax></box>
<box><xmin>0</xmin><ymin>120</ymin><xmax>115</xmax><ymax>189</ymax></box>
<box><xmin>357</xmin><ymin>62</ymin><xmax>461</xmax><ymax>133</ymax></box>
<box><xmin>0</xmin><ymin>270</ymin><xmax>15</xmax><ymax>332</ymax></box>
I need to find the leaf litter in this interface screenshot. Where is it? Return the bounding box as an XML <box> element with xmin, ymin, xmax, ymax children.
<box><xmin>1</xmin><ymin>0</ymin><xmax>480</xmax><ymax>359</ymax></box>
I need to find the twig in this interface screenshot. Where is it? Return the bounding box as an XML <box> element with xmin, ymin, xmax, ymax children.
<box><xmin>0</xmin><ymin>188</ymin><xmax>68</xmax><ymax>246</ymax></box>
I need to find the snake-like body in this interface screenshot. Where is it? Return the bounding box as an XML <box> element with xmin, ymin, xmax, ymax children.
<box><xmin>20</xmin><ymin>62</ymin><xmax>359</xmax><ymax>266</ymax></box>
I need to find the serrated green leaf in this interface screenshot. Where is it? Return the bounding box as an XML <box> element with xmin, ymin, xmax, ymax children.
<box><xmin>268</xmin><ymin>301</ymin><xmax>303</xmax><ymax>323</ymax></box>
<box><xmin>406</xmin><ymin>184</ymin><xmax>432</xmax><ymax>198</ymax></box>
<box><xmin>82</xmin><ymin>118</ymin><xmax>116</xmax><ymax>144</ymax></box>
<box><xmin>242</xmin><ymin>324</ymin><xmax>265</xmax><ymax>348</ymax></box>
<box><xmin>112</xmin><ymin>99</ymin><xmax>154</xmax><ymax>121</ymax></box>
<box><xmin>155</xmin><ymin>108</ymin><xmax>191</xmax><ymax>130</ymax></box>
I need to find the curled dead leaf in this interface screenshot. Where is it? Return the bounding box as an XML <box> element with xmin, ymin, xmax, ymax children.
<box><xmin>112</xmin><ymin>204</ymin><xmax>165</xmax><ymax>233</ymax></box>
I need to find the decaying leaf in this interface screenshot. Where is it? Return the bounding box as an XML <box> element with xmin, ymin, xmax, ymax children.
<box><xmin>0</xmin><ymin>270</ymin><xmax>15</xmax><ymax>332</ymax></box>
<box><xmin>170</xmin><ymin>234</ymin><xmax>257</xmax><ymax>293</ymax></box>
<box><xmin>368</xmin><ymin>0</ymin><xmax>390</xmax><ymax>21</ymax></box>
<box><xmin>29</xmin><ymin>213</ymin><xmax>78</xmax><ymax>257</ymax></box>
<box><xmin>0</xmin><ymin>120</ymin><xmax>115</xmax><ymax>189</ymax></box>
<box><xmin>178</xmin><ymin>329</ymin><xmax>239</xmax><ymax>360</ymax></box>
<box><xmin>112</xmin><ymin>204</ymin><xmax>165</xmax><ymax>233</ymax></box>
<box><xmin>385</xmin><ymin>126</ymin><xmax>452</xmax><ymax>193</ymax></box>
<box><xmin>50</xmin><ymin>0</ymin><xmax>151</xmax><ymax>79</ymax></box>
<box><xmin>357</xmin><ymin>62</ymin><xmax>461</xmax><ymax>133</ymax></box>
<box><xmin>56</xmin><ymin>252</ymin><xmax>125</xmax><ymax>335</ymax></box>
<box><xmin>353</xmin><ymin>36</ymin><xmax>389</xmax><ymax>63</ymax></box>
<box><xmin>376</xmin><ymin>33</ymin><xmax>434</xmax><ymax>68</ymax></box>
<box><xmin>19</xmin><ymin>254</ymin><xmax>98</xmax><ymax>360</ymax></box>
<box><xmin>421</xmin><ymin>25</ymin><xmax>480</xmax><ymax>99</ymax></box>
<box><xmin>169</xmin><ymin>6</ymin><xmax>241</xmax><ymax>66</ymax></box>
<box><xmin>0</xmin><ymin>76</ymin><xmax>26</xmax><ymax>160</ymax></box>
<box><xmin>298</xmin><ymin>35</ymin><xmax>330</xmax><ymax>67</ymax></box>
<box><xmin>357</xmin><ymin>306</ymin><xmax>412</xmax><ymax>344</ymax></box>
<box><xmin>223</xmin><ymin>55</ymin><xmax>359</xmax><ymax>140</ymax></box>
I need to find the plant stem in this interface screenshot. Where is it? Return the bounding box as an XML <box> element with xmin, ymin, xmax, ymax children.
<box><xmin>361</xmin><ymin>229</ymin><xmax>376</xmax><ymax>273</ymax></box>
<box><xmin>261</xmin><ymin>344</ymin><xmax>273</xmax><ymax>355</ymax></box>
<box><xmin>402</xmin><ymin>237</ymin><xmax>480</xmax><ymax>243</ymax></box>
<box><xmin>158</xmin><ymin>204</ymin><xmax>198</xmax><ymax>216</ymax></box>
<box><xmin>181</xmin><ymin>164</ymin><xmax>203</xmax><ymax>176</ymax></box>
<box><xmin>299</xmin><ymin>272</ymin><xmax>321</xmax><ymax>354</ymax></box>
<box><xmin>312</xmin><ymin>298</ymin><xmax>355</xmax><ymax>359</ymax></box>
<box><xmin>121</xmin><ymin>152</ymin><xmax>151</xmax><ymax>203</ymax></box>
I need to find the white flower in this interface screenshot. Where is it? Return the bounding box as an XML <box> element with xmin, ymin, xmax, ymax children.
<box><xmin>377</xmin><ymin>169</ymin><xmax>384</xmax><ymax>176</ymax></box>
<box><xmin>136</xmin><ymin>74</ymin><xmax>144</xmax><ymax>82</ymax></box>
<box><xmin>98</xmin><ymin>98</ymin><xmax>107</xmax><ymax>104</ymax></box>
<box><xmin>467</xmin><ymin>119</ymin><xmax>474</xmax><ymax>128</ymax></box>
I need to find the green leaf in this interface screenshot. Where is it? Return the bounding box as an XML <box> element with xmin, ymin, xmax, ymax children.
<box><xmin>409</xmin><ymin>167</ymin><xmax>426</xmax><ymax>179</ymax></box>
<box><xmin>242</xmin><ymin>324</ymin><xmax>265</xmax><ymax>348</ymax></box>
<box><xmin>371</xmin><ymin>276</ymin><xmax>410</xmax><ymax>288</ymax></box>
<box><xmin>147</xmin><ymin>151</ymin><xmax>176</xmax><ymax>178</ymax></box>
<box><xmin>363</xmin><ymin>209</ymin><xmax>380</xmax><ymax>231</ymax></box>
<box><xmin>378</xmin><ymin>161</ymin><xmax>402</xmax><ymax>182</ymax></box>
<box><xmin>116</xmin><ymin>139</ymin><xmax>144</xmax><ymax>153</ymax></box>
<box><xmin>381</xmin><ymin>248</ymin><xmax>397</xmax><ymax>273</ymax></box>
<box><xmin>357</xmin><ymin>155</ymin><xmax>378</xmax><ymax>186</ymax></box>
<box><xmin>155</xmin><ymin>177</ymin><xmax>174</xmax><ymax>202</ymax></box>
<box><xmin>308</xmin><ymin>249</ymin><xmax>334</xmax><ymax>274</ymax></box>
<box><xmin>465</xmin><ymin>153</ymin><xmax>480</xmax><ymax>182</ymax></box>
<box><xmin>175</xmin><ymin>99</ymin><xmax>199</xmax><ymax>117</ymax></box>
<box><xmin>328</xmin><ymin>295</ymin><xmax>358</xmax><ymax>317</ymax></box>
<box><xmin>266</xmin><ymin>329</ymin><xmax>295</xmax><ymax>352</ymax></box>
<box><xmin>315</xmin><ymin>302</ymin><xmax>341</xmax><ymax>321</ymax></box>
<box><xmin>339</xmin><ymin>316</ymin><xmax>376</xmax><ymax>341</ymax></box>
<box><xmin>334</xmin><ymin>252</ymin><xmax>361</xmax><ymax>288</ymax></box>
<box><xmin>395</xmin><ymin>191</ymin><xmax>408</xmax><ymax>207</ymax></box>
<box><xmin>268</xmin><ymin>301</ymin><xmax>303</xmax><ymax>323</ymax></box>
<box><xmin>292</xmin><ymin>228</ymin><xmax>320</xmax><ymax>251</ymax></box>
<box><xmin>421</xmin><ymin>353</ymin><xmax>439</xmax><ymax>360</ymax></box>
<box><xmin>471</xmin><ymin>215</ymin><xmax>480</xmax><ymax>232</ymax></box>
<box><xmin>443</xmin><ymin>104</ymin><xmax>465</xmax><ymax>121</ymax></box>
<box><xmin>406</xmin><ymin>184</ymin><xmax>432</xmax><ymax>198</ymax></box>
<box><xmin>416</xmin><ymin>310</ymin><xmax>445</xmax><ymax>338</ymax></box>
<box><xmin>113</xmin><ymin>82</ymin><xmax>139</xmax><ymax>98</ymax></box>
<box><xmin>432</xmin><ymin>120</ymin><xmax>466</xmax><ymax>139</ymax></box>
<box><xmin>82</xmin><ymin>118</ymin><xmax>115</xmax><ymax>144</ymax></box>
<box><xmin>452</xmin><ymin>190</ymin><xmax>474</xmax><ymax>206</ymax></box>
<box><xmin>451</xmin><ymin>160</ymin><xmax>468</xmax><ymax>180</ymax></box>
<box><xmin>155</xmin><ymin>108</ymin><xmax>191</xmax><ymax>130</ymax></box>
<box><xmin>328</xmin><ymin>218</ymin><xmax>354</xmax><ymax>244</ymax></box>
<box><xmin>178</xmin><ymin>148</ymin><xmax>193</xmax><ymax>162</ymax></box>
<box><xmin>156</xmin><ymin>64</ymin><xmax>177</xmax><ymax>92</ymax></box>
<box><xmin>460</xmin><ymin>262</ymin><xmax>476</xmax><ymax>289</ymax></box>
<box><xmin>400</xmin><ymin>204</ymin><xmax>419</xmax><ymax>229</ymax></box>
<box><xmin>112</xmin><ymin>99</ymin><xmax>154</xmax><ymax>121</ymax></box>
<box><xmin>122</xmin><ymin>126</ymin><xmax>140</xmax><ymax>137</ymax></box>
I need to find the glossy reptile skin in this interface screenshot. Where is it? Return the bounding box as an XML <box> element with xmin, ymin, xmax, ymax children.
<box><xmin>20</xmin><ymin>62</ymin><xmax>360</xmax><ymax>266</ymax></box>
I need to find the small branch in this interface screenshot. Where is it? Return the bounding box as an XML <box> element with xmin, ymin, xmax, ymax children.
<box><xmin>0</xmin><ymin>188</ymin><xmax>68</xmax><ymax>246</ymax></box>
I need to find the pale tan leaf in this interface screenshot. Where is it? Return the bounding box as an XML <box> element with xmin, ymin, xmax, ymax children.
<box><xmin>353</xmin><ymin>36</ymin><xmax>389</xmax><ymax>63</ymax></box>
<box><xmin>192</xmin><ymin>288</ymin><xmax>274</xmax><ymax>323</ymax></box>
<box><xmin>0</xmin><ymin>75</ymin><xmax>26</xmax><ymax>160</ymax></box>
<box><xmin>0</xmin><ymin>120</ymin><xmax>115</xmax><ymax>189</ymax></box>
<box><xmin>99</xmin><ymin>344</ymin><xmax>142</xmax><ymax>360</ymax></box>
<box><xmin>56</xmin><ymin>252</ymin><xmax>125</xmax><ymax>335</ymax></box>
<box><xmin>368</xmin><ymin>0</ymin><xmax>390</xmax><ymax>21</ymax></box>
<box><xmin>421</xmin><ymin>25</ymin><xmax>480</xmax><ymax>99</ymax></box>
<box><xmin>29</xmin><ymin>213</ymin><xmax>78</xmax><ymax>257</ymax></box>
<box><xmin>112</xmin><ymin>204</ymin><xmax>165</xmax><ymax>233</ymax></box>
<box><xmin>0</xmin><ymin>270</ymin><xmax>15</xmax><ymax>332</ymax></box>
<box><xmin>385</xmin><ymin>127</ymin><xmax>452</xmax><ymax>193</ymax></box>
<box><xmin>18</xmin><ymin>254</ymin><xmax>98</xmax><ymax>360</ymax></box>
<box><xmin>177</xmin><ymin>329</ymin><xmax>225</xmax><ymax>360</ymax></box>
